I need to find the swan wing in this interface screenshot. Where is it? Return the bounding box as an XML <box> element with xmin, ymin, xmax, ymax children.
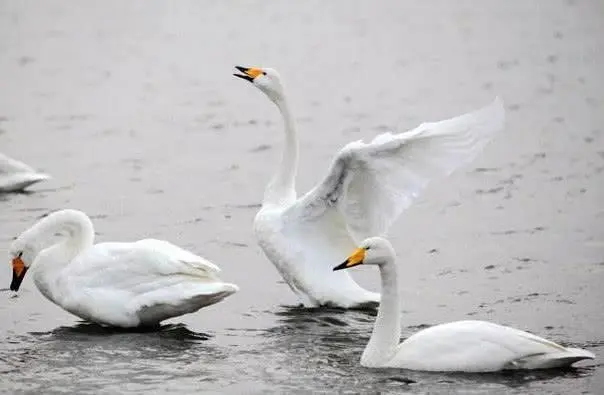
<box><xmin>134</xmin><ymin>238</ymin><xmax>221</xmax><ymax>275</ymax></box>
<box><xmin>391</xmin><ymin>320</ymin><xmax>594</xmax><ymax>372</ymax></box>
<box><xmin>64</xmin><ymin>240</ymin><xmax>226</xmax><ymax>290</ymax></box>
<box><xmin>270</xmin><ymin>204</ymin><xmax>377</xmax><ymax>307</ymax></box>
<box><xmin>58</xmin><ymin>240</ymin><xmax>237</xmax><ymax>326</ymax></box>
<box><xmin>284</xmin><ymin>98</ymin><xmax>505</xmax><ymax>241</ymax></box>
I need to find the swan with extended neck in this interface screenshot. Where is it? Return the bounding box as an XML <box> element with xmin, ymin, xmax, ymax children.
<box><xmin>234</xmin><ymin>66</ymin><xmax>505</xmax><ymax>308</ymax></box>
<box><xmin>9</xmin><ymin>209</ymin><xmax>238</xmax><ymax>328</ymax></box>
<box><xmin>334</xmin><ymin>237</ymin><xmax>595</xmax><ymax>371</ymax></box>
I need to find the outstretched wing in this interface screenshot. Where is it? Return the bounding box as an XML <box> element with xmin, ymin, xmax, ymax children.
<box><xmin>284</xmin><ymin>97</ymin><xmax>505</xmax><ymax>242</ymax></box>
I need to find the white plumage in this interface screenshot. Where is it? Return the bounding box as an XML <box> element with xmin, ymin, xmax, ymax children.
<box><xmin>334</xmin><ymin>237</ymin><xmax>595</xmax><ymax>372</ymax></box>
<box><xmin>9</xmin><ymin>209</ymin><xmax>238</xmax><ymax>328</ymax></box>
<box><xmin>0</xmin><ymin>153</ymin><xmax>49</xmax><ymax>192</ymax></box>
<box><xmin>235</xmin><ymin>66</ymin><xmax>505</xmax><ymax>308</ymax></box>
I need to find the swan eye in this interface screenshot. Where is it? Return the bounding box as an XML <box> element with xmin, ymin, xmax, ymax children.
<box><xmin>364</xmin><ymin>246</ymin><xmax>371</xmax><ymax>251</ymax></box>
<box><xmin>17</xmin><ymin>251</ymin><xmax>23</xmax><ymax>258</ymax></box>
<box><xmin>262</xmin><ymin>71</ymin><xmax>267</xmax><ymax>76</ymax></box>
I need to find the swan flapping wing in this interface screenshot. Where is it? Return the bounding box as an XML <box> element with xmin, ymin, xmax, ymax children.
<box><xmin>285</xmin><ymin>98</ymin><xmax>505</xmax><ymax>241</ymax></box>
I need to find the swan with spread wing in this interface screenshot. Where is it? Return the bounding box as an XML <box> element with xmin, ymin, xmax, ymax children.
<box><xmin>234</xmin><ymin>66</ymin><xmax>505</xmax><ymax>308</ymax></box>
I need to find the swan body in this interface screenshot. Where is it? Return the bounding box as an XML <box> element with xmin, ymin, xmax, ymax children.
<box><xmin>235</xmin><ymin>66</ymin><xmax>505</xmax><ymax>308</ymax></box>
<box><xmin>334</xmin><ymin>237</ymin><xmax>596</xmax><ymax>372</ymax></box>
<box><xmin>9</xmin><ymin>209</ymin><xmax>238</xmax><ymax>328</ymax></box>
<box><xmin>0</xmin><ymin>153</ymin><xmax>49</xmax><ymax>192</ymax></box>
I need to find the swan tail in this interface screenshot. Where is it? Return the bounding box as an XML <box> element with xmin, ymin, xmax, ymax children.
<box><xmin>0</xmin><ymin>173</ymin><xmax>49</xmax><ymax>192</ymax></box>
<box><xmin>508</xmin><ymin>348</ymin><xmax>595</xmax><ymax>370</ymax></box>
<box><xmin>135</xmin><ymin>282</ymin><xmax>239</xmax><ymax>326</ymax></box>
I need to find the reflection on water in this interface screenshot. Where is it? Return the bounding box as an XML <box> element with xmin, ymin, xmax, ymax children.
<box><xmin>0</xmin><ymin>306</ymin><xmax>599</xmax><ymax>393</ymax></box>
<box><xmin>30</xmin><ymin>321</ymin><xmax>212</xmax><ymax>341</ymax></box>
<box><xmin>1</xmin><ymin>323</ymin><xmax>223</xmax><ymax>394</ymax></box>
<box><xmin>221</xmin><ymin>306</ymin><xmax>599</xmax><ymax>394</ymax></box>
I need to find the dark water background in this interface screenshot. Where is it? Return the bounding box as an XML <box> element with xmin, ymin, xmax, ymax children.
<box><xmin>0</xmin><ymin>1</ymin><xmax>602</xmax><ymax>393</ymax></box>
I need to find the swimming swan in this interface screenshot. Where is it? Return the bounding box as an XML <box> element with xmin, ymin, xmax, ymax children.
<box><xmin>234</xmin><ymin>66</ymin><xmax>505</xmax><ymax>308</ymax></box>
<box><xmin>9</xmin><ymin>209</ymin><xmax>238</xmax><ymax>328</ymax></box>
<box><xmin>334</xmin><ymin>237</ymin><xmax>595</xmax><ymax>371</ymax></box>
<box><xmin>0</xmin><ymin>153</ymin><xmax>49</xmax><ymax>192</ymax></box>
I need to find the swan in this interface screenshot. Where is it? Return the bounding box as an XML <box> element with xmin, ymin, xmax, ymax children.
<box><xmin>8</xmin><ymin>209</ymin><xmax>239</xmax><ymax>328</ymax></box>
<box><xmin>333</xmin><ymin>237</ymin><xmax>596</xmax><ymax>372</ymax></box>
<box><xmin>0</xmin><ymin>153</ymin><xmax>49</xmax><ymax>192</ymax></box>
<box><xmin>233</xmin><ymin>66</ymin><xmax>505</xmax><ymax>308</ymax></box>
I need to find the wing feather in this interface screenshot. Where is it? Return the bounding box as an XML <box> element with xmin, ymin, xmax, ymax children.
<box><xmin>64</xmin><ymin>239</ymin><xmax>221</xmax><ymax>292</ymax></box>
<box><xmin>285</xmin><ymin>97</ymin><xmax>505</xmax><ymax>241</ymax></box>
<box><xmin>134</xmin><ymin>239</ymin><xmax>221</xmax><ymax>275</ymax></box>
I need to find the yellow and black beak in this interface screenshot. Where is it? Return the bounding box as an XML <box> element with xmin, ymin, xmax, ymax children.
<box><xmin>333</xmin><ymin>248</ymin><xmax>366</xmax><ymax>271</ymax></box>
<box><xmin>10</xmin><ymin>256</ymin><xmax>28</xmax><ymax>292</ymax></box>
<box><xmin>233</xmin><ymin>66</ymin><xmax>263</xmax><ymax>83</ymax></box>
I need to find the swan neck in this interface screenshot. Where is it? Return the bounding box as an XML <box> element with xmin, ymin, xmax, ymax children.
<box><xmin>29</xmin><ymin>210</ymin><xmax>95</xmax><ymax>265</ymax></box>
<box><xmin>22</xmin><ymin>211</ymin><xmax>95</xmax><ymax>304</ymax></box>
<box><xmin>263</xmin><ymin>96</ymin><xmax>298</xmax><ymax>207</ymax></box>
<box><xmin>362</xmin><ymin>258</ymin><xmax>401</xmax><ymax>366</ymax></box>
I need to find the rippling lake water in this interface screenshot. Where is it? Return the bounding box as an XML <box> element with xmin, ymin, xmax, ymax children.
<box><xmin>1</xmin><ymin>1</ymin><xmax>602</xmax><ymax>393</ymax></box>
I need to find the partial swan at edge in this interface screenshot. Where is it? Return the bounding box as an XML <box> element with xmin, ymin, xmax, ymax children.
<box><xmin>0</xmin><ymin>153</ymin><xmax>49</xmax><ymax>193</ymax></box>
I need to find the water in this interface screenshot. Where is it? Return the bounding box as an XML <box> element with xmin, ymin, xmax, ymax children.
<box><xmin>0</xmin><ymin>309</ymin><xmax>600</xmax><ymax>394</ymax></box>
<box><xmin>1</xmin><ymin>0</ymin><xmax>602</xmax><ymax>393</ymax></box>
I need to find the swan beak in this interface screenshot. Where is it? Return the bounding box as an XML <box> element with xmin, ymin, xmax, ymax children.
<box><xmin>333</xmin><ymin>248</ymin><xmax>366</xmax><ymax>271</ymax></box>
<box><xmin>233</xmin><ymin>66</ymin><xmax>263</xmax><ymax>82</ymax></box>
<box><xmin>10</xmin><ymin>256</ymin><xmax>28</xmax><ymax>292</ymax></box>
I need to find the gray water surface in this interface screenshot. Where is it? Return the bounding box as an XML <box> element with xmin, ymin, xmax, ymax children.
<box><xmin>1</xmin><ymin>1</ymin><xmax>602</xmax><ymax>393</ymax></box>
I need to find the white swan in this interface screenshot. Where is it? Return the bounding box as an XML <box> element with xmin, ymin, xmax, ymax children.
<box><xmin>0</xmin><ymin>153</ymin><xmax>49</xmax><ymax>192</ymax></box>
<box><xmin>333</xmin><ymin>237</ymin><xmax>596</xmax><ymax>372</ymax></box>
<box><xmin>8</xmin><ymin>209</ymin><xmax>239</xmax><ymax>328</ymax></box>
<box><xmin>234</xmin><ymin>66</ymin><xmax>505</xmax><ymax>308</ymax></box>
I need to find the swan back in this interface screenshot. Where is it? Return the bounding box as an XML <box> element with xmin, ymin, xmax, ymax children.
<box><xmin>0</xmin><ymin>153</ymin><xmax>49</xmax><ymax>192</ymax></box>
<box><xmin>390</xmin><ymin>320</ymin><xmax>595</xmax><ymax>372</ymax></box>
<box><xmin>134</xmin><ymin>239</ymin><xmax>221</xmax><ymax>275</ymax></box>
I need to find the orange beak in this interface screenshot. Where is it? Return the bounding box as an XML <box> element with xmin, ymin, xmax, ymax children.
<box><xmin>333</xmin><ymin>248</ymin><xmax>366</xmax><ymax>271</ymax></box>
<box><xmin>234</xmin><ymin>66</ymin><xmax>264</xmax><ymax>82</ymax></box>
<box><xmin>10</xmin><ymin>256</ymin><xmax>28</xmax><ymax>292</ymax></box>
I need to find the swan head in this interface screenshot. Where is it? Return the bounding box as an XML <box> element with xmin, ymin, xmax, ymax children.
<box><xmin>333</xmin><ymin>237</ymin><xmax>396</xmax><ymax>271</ymax></box>
<box><xmin>8</xmin><ymin>239</ymin><xmax>38</xmax><ymax>292</ymax></box>
<box><xmin>234</xmin><ymin>66</ymin><xmax>285</xmax><ymax>103</ymax></box>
